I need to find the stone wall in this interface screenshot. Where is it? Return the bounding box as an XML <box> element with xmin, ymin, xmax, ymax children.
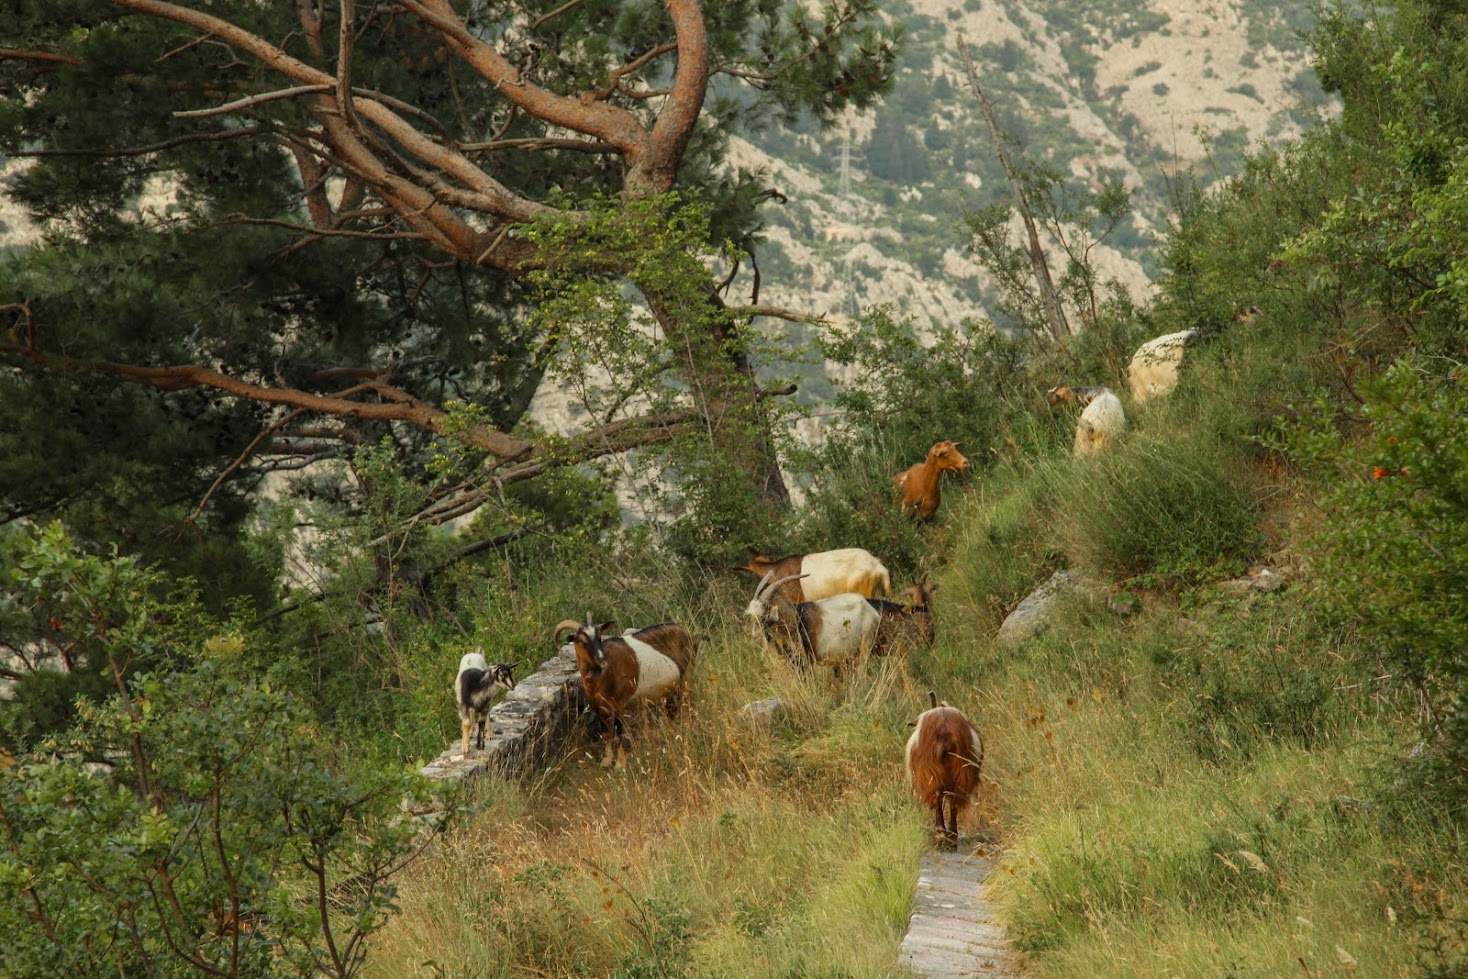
<box><xmin>418</xmin><ymin>645</ymin><xmax>587</xmax><ymax>794</ymax></box>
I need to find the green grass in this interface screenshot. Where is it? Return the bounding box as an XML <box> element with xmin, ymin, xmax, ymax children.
<box><xmin>366</xmin><ymin>376</ymin><xmax>1468</xmax><ymax>979</ymax></box>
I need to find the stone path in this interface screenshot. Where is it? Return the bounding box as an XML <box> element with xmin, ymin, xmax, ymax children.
<box><xmin>899</xmin><ymin>846</ymin><xmax>1023</xmax><ymax>978</ymax></box>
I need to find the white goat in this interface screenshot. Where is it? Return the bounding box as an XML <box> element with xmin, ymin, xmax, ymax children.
<box><xmin>1049</xmin><ymin>385</ymin><xmax>1127</xmax><ymax>457</ymax></box>
<box><xmin>455</xmin><ymin>649</ymin><xmax>517</xmax><ymax>757</ymax></box>
<box><xmin>744</xmin><ymin>571</ymin><xmax>880</xmax><ymax>670</ymax></box>
<box><xmin>1127</xmin><ymin>329</ymin><xmax>1198</xmax><ymax>404</ymax></box>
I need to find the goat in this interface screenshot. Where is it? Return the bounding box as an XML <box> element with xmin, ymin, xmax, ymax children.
<box><xmin>554</xmin><ymin>615</ymin><xmax>696</xmax><ymax>768</ymax></box>
<box><xmin>744</xmin><ymin>571</ymin><xmax>880</xmax><ymax>671</ymax></box>
<box><xmin>905</xmin><ymin>692</ymin><xmax>985</xmax><ymax>849</ymax></box>
<box><xmin>455</xmin><ymin>650</ymin><xmax>517</xmax><ymax>757</ymax></box>
<box><xmin>1047</xmin><ymin>385</ymin><xmax>1127</xmax><ymax>457</ymax></box>
<box><xmin>1127</xmin><ymin>329</ymin><xmax>1198</xmax><ymax>404</ymax></box>
<box><xmin>894</xmin><ymin>441</ymin><xmax>971</xmax><ymax>520</ymax></box>
<box><xmin>735</xmin><ymin>547</ymin><xmax>890</xmax><ymax>604</ymax></box>
<box><xmin>868</xmin><ymin>578</ymin><xmax>938</xmax><ymax>657</ymax></box>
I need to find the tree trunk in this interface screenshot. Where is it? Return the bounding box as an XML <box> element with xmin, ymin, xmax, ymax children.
<box><xmin>646</xmin><ymin>287</ymin><xmax>792</xmax><ymax>512</ymax></box>
<box><xmin>958</xmin><ymin>37</ymin><xmax>1072</xmax><ymax>342</ymax></box>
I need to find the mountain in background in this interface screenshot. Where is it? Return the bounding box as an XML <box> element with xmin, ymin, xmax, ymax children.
<box><xmin>731</xmin><ymin>0</ymin><xmax>1328</xmax><ymax>337</ymax></box>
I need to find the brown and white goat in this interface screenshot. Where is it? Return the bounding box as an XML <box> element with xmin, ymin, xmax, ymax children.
<box><xmin>895</xmin><ymin>441</ymin><xmax>971</xmax><ymax>520</ymax></box>
<box><xmin>744</xmin><ymin>571</ymin><xmax>880</xmax><ymax>670</ymax></box>
<box><xmin>905</xmin><ymin>693</ymin><xmax>985</xmax><ymax>848</ymax></box>
<box><xmin>555</xmin><ymin>615</ymin><xmax>696</xmax><ymax>768</ymax></box>
<box><xmin>735</xmin><ymin>547</ymin><xmax>891</xmax><ymax>604</ymax></box>
<box><xmin>455</xmin><ymin>650</ymin><xmax>517</xmax><ymax>757</ymax></box>
<box><xmin>868</xmin><ymin>579</ymin><xmax>938</xmax><ymax>657</ymax></box>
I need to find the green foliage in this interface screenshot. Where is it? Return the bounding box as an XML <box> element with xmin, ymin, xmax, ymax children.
<box><xmin>0</xmin><ymin>522</ymin><xmax>181</xmax><ymax>749</ymax></box>
<box><xmin>1286</xmin><ymin>357</ymin><xmax>1468</xmax><ymax>800</ymax></box>
<box><xmin>523</xmin><ymin>192</ymin><xmax>795</xmax><ymax>556</ymax></box>
<box><xmin>0</xmin><ymin>659</ymin><xmax>429</xmax><ymax>978</ymax></box>
<box><xmin>0</xmin><ymin>527</ymin><xmax>430</xmax><ymax>977</ymax></box>
<box><xmin>1052</xmin><ymin>429</ymin><xmax>1264</xmax><ymax>585</ymax></box>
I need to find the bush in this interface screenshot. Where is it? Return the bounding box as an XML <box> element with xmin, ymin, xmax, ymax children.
<box><xmin>1052</xmin><ymin>428</ymin><xmax>1264</xmax><ymax>584</ymax></box>
<box><xmin>0</xmin><ymin>652</ymin><xmax>428</xmax><ymax>978</ymax></box>
<box><xmin>1290</xmin><ymin>356</ymin><xmax>1468</xmax><ymax>802</ymax></box>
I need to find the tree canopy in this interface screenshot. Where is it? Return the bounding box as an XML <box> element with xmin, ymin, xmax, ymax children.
<box><xmin>0</xmin><ymin>0</ymin><xmax>898</xmax><ymax>570</ymax></box>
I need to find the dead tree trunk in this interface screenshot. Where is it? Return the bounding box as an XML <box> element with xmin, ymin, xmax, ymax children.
<box><xmin>958</xmin><ymin>36</ymin><xmax>1072</xmax><ymax>342</ymax></box>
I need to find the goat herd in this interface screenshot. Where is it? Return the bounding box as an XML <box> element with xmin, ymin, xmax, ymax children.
<box><xmin>453</xmin><ymin>536</ymin><xmax>979</xmax><ymax>846</ymax></box>
<box><xmin>452</xmin><ymin>328</ymin><xmax>1202</xmax><ymax>846</ymax></box>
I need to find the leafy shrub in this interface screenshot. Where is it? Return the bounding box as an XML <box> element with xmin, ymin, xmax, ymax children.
<box><xmin>1289</xmin><ymin>356</ymin><xmax>1468</xmax><ymax>801</ymax></box>
<box><xmin>1052</xmin><ymin>428</ymin><xmax>1264</xmax><ymax>584</ymax></box>
<box><xmin>0</xmin><ymin>657</ymin><xmax>428</xmax><ymax>978</ymax></box>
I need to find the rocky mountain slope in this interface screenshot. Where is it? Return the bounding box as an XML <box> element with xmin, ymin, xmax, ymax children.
<box><xmin>734</xmin><ymin>0</ymin><xmax>1328</xmax><ymax>334</ymax></box>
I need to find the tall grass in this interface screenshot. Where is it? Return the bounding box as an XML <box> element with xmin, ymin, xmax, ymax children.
<box><xmin>937</xmin><ymin>456</ymin><xmax>1468</xmax><ymax>977</ymax></box>
<box><xmin>364</xmin><ymin>313</ymin><xmax>1468</xmax><ymax>978</ymax></box>
<box><xmin>367</xmin><ymin>572</ymin><xmax>932</xmax><ymax>979</ymax></box>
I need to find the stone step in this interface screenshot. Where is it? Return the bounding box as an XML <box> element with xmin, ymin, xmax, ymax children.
<box><xmin>899</xmin><ymin>848</ymin><xmax>1023</xmax><ymax>977</ymax></box>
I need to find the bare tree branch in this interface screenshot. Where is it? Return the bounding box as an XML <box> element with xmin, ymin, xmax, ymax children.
<box><xmin>15</xmin><ymin>127</ymin><xmax>267</xmax><ymax>159</ymax></box>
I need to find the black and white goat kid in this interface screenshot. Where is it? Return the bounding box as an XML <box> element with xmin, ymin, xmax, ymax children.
<box><xmin>455</xmin><ymin>649</ymin><xmax>517</xmax><ymax>756</ymax></box>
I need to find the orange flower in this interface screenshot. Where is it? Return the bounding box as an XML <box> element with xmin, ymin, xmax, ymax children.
<box><xmin>1372</xmin><ymin>466</ymin><xmax>1389</xmax><ymax>479</ymax></box>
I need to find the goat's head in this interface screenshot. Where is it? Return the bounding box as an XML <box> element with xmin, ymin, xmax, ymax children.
<box><xmin>743</xmin><ymin>570</ymin><xmax>807</xmax><ymax>638</ymax></box>
<box><xmin>487</xmin><ymin>662</ymin><xmax>518</xmax><ymax>692</ymax></box>
<box><xmin>929</xmin><ymin>441</ymin><xmax>971</xmax><ymax>473</ymax></box>
<box><xmin>733</xmin><ymin>547</ymin><xmax>780</xmax><ymax>579</ymax></box>
<box><xmin>1046</xmin><ymin>385</ymin><xmax>1076</xmax><ymax>407</ymax></box>
<box><xmin>554</xmin><ymin>613</ymin><xmax>615</xmax><ymax>670</ymax></box>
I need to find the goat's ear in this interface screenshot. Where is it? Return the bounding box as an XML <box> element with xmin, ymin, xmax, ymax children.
<box><xmin>598</xmin><ymin>620</ymin><xmax>615</xmax><ymax>636</ymax></box>
<box><xmin>907</xmin><ymin>720</ymin><xmax>918</xmax><ymax>728</ymax></box>
<box><xmin>929</xmin><ymin>582</ymin><xmax>940</xmax><ymax>594</ymax></box>
<box><xmin>732</xmin><ymin>565</ymin><xmax>757</xmax><ymax>575</ymax></box>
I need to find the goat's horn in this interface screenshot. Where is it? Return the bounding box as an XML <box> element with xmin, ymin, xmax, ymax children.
<box><xmin>752</xmin><ymin>569</ymin><xmax>777</xmax><ymax>599</ymax></box>
<box><xmin>552</xmin><ymin>620</ymin><xmax>582</xmax><ymax>643</ymax></box>
<box><xmin>928</xmin><ymin>691</ymin><xmax>938</xmax><ymax>709</ymax></box>
<box><xmin>758</xmin><ymin>572</ymin><xmax>807</xmax><ymax>600</ymax></box>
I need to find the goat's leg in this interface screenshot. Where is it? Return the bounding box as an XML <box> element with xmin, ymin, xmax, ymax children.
<box><xmin>944</xmin><ymin>795</ymin><xmax>960</xmax><ymax>849</ymax></box>
<box><xmin>613</xmin><ymin>716</ymin><xmax>631</xmax><ymax>768</ymax></box>
<box><xmin>475</xmin><ymin>716</ymin><xmax>487</xmax><ymax>750</ymax></box>
<box><xmin>461</xmin><ymin>718</ymin><xmax>473</xmax><ymax>757</ymax></box>
<box><xmin>600</xmin><ymin>731</ymin><xmax>616</xmax><ymax>767</ymax></box>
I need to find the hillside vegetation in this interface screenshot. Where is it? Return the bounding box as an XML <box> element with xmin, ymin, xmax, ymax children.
<box><xmin>4</xmin><ymin>0</ymin><xmax>1468</xmax><ymax>977</ymax></box>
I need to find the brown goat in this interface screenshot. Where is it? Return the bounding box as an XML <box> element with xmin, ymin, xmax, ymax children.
<box><xmin>905</xmin><ymin>693</ymin><xmax>984</xmax><ymax>848</ymax></box>
<box><xmin>735</xmin><ymin>547</ymin><xmax>890</xmax><ymax>604</ymax></box>
<box><xmin>868</xmin><ymin>579</ymin><xmax>938</xmax><ymax>657</ymax></box>
<box><xmin>555</xmin><ymin>615</ymin><xmax>696</xmax><ymax>768</ymax></box>
<box><xmin>894</xmin><ymin>441</ymin><xmax>971</xmax><ymax>520</ymax></box>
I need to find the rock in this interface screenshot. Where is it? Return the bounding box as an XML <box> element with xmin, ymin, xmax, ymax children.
<box><xmin>1220</xmin><ymin>566</ymin><xmax>1288</xmax><ymax>595</ymax></box>
<box><xmin>737</xmin><ymin>699</ymin><xmax>794</xmax><ymax>730</ymax></box>
<box><xmin>995</xmin><ymin>569</ymin><xmax>1101</xmax><ymax>648</ymax></box>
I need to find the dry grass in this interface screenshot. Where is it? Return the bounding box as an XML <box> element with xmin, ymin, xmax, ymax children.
<box><xmin>368</xmin><ymin>612</ymin><xmax>936</xmax><ymax>979</ymax></box>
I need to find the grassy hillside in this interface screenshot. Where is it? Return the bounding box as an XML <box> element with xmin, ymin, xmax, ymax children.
<box><xmin>368</xmin><ymin>3</ymin><xmax>1468</xmax><ymax>973</ymax></box>
<box><xmin>366</xmin><ymin>333</ymin><xmax>1465</xmax><ymax>978</ymax></box>
<box><xmin>5</xmin><ymin>2</ymin><xmax>1467</xmax><ymax>976</ymax></box>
